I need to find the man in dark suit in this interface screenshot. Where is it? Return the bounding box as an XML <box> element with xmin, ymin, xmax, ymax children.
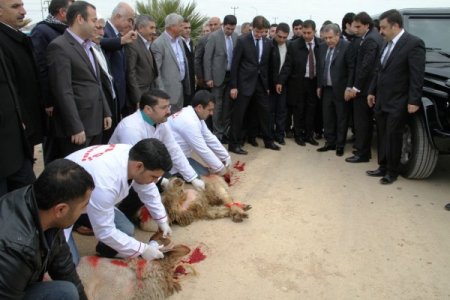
<box><xmin>279</xmin><ymin>20</ymin><xmax>322</xmax><ymax>146</ymax></box>
<box><xmin>47</xmin><ymin>1</ymin><xmax>112</xmax><ymax>157</ymax></box>
<box><xmin>344</xmin><ymin>12</ymin><xmax>383</xmax><ymax>163</ymax></box>
<box><xmin>31</xmin><ymin>0</ymin><xmax>73</xmax><ymax>164</ymax></box>
<box><xmin>270</xmin><ymin>23</ymin><xmax>290</xmax><ymax>145</ymax></box>
<box><xmin>100</xmin><ymin>2</ymin><xmax>137</xmax><ymax>117</ymax></box>
<box><xmin>181</xmin><ymin>18</ymin><xmax>195</xmax><ymax>106</ymax></box>
<box><xmin>316</xmin><ymin>23</ymin><xmax>352</xmax><ymax>156</ymax></box>
<box><xmin>228</xmin><ymin>16</ymin><xmax>280</xmax><ymax>155</ymax></box>
<box><xmin>366</xmin><ymin>9</ymin><xmax>425</xmax><ymax>184</ymax></box>
<box><xmin>0</xmin><ymin>0</ymin><xmax>44</xmax><ymax>191</ymax></box>
<box><xmin>0</xmin><ymin>47</ymin><xmax>30</xmax><ymax>197</ymax></box>
<box><xmin>203</xmin><ymin>14</ymin><xmax>238</xmax><ymax>143</ymax></box>
<box><xmin>125</xmin><ymin>14</ymin><xmax>158</xmax><ymax>105</ymax></box>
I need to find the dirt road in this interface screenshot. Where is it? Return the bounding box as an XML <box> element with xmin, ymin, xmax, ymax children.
<box><xmin>39</xmin><ymin>138</ymin><xmax>450</xmax><ymax>299</ymax></box>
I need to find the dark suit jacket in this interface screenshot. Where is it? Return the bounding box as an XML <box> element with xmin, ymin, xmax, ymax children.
<box><xmin>369</xmin><ymin>31</ymin><xmax>425</xmax><ymax>113</ymax></box>
<box><xmin>0</xmin><ymin>47</ymin><xmax>28</xmax><ymax>178</ymax></box>
<box><xmin>30</xmin><ymin>21</ymin><xmax>67</xmax><ymax>108</ymax></box>
<box><xmin>47</xmin><ymin>31</ymin><xmax>111</xmax><ymax>138</ymax></box>
<box><xmin>348</xmin><ymin>28</ymin><xmax>383</xmax><ymax>95</ymax></box>
<box><xmin>269</xmin><ymin>39</ymin><xmax>291</xmax><ymax>93</ymax></box>
<box><xmin>194</xmin><ymin>35</ymin><xmax>208</xmax><ymax>80</ymax></box>
<box><xmin>317</xmin><ymin>39</ymin><xmax>352</xmax><ymax>101</ymax></box>
<box><xmin>100</xmin><ymin>21</ymin><xmax>127</xmax><ymax>110</ymax></box>
<box><xmin>182</xmin><ymin>38</ymin><xmax>195</xmax><ymax>97</ymax></box>
<box><xmin>0</xmin><ymin>23</ymin><xmax>44</xmax><ymax>146</ymax></box>
<box><xmin>125</xmin><ymin>37</ymin><xmax>158</xmax><ymax>104</ymax></box>
<box><xmin>230</xmin><ymin>33</ymin><xmax>272</xmax><ymax>96</ymax></box>
<box><xmin>278</xmin><ymin>36</ymin><xmax>322</xmax><ymax>105</ymax></box>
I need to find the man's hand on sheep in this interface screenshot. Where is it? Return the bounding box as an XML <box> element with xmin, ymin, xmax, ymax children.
<box><xmin>142</xmin><ymin>242</ymin><xmax>164</xmax><ymax>260</ymax></box>
<box><xmin>159</xmin><ymin>221</ymin><xmax>172</xmax><ymax>238</ymax></box>
<box><xmin>191</xmin><ymin>178</ymin><xmax>205</xmax><ymax>191</ymax></box>
<box><xmin>224</xmin><ymin>157</ymin><xmax>232</xmax><ymax>169</ymax></box>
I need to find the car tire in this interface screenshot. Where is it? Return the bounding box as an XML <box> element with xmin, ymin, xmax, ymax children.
<box><xmin>400</xmin><ymin>114</ymin><xmax>438</xmax><ymax>179</ymax></box>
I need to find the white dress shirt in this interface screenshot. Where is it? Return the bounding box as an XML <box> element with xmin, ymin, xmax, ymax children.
<box><xmin>109</xmin><ymin>110</ymin><xmax>198</xmax><ymax>182</ymax></box>
<box><xmin>167</xmin><ymin>106</ymin><xmax>230</xmax><ymax>173</ymax></box>
<box><xmin>65</xmin><ymin>144</ymin><xmax>167</xmax><ymax>258</ymax></box>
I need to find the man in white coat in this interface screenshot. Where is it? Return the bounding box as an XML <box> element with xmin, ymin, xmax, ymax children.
<box><xmin>151</xmin><ymin>13</ymin><xmax>190</xmax><ymax>113</ymax></box>
<box><xmin>65</xmin><ymin>139</ymin><xmax>173</xmax><ymax>263</ymax></box>
<box><xmin>168</xmin><ymin>90</ymin><xmax>232</xmax><ymax>176</ymax></box>
<box><xmin>109</xmin><ymin>89</ymin><xmax>205</xmax><ymax>190</ymax></box>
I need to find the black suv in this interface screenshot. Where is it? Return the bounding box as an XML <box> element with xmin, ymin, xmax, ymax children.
<box><xmin>373</xmin><ymin>8</ymin><xmax>450</xmax><ymax>178</ymax></box>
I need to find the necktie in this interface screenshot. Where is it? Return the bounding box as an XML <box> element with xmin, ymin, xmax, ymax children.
<box><xmin>381</xmin><ymin>41</ymin><xmax>393</xmax><ymax>67</ymax></box>
<box><xmin>323</xmin><ymin>48</ymin><xmax>333</xmax><ymax>86</ymax></box>
<box><xmin>82</xmin><ymin>41</ymin><xmax>97</xmax><ymax>76</ymax></box>
<box><xmin>255</xmin><ymin>39</ymin><xmax>260</xmax><ymax>63</ymax></box>
<box><xmin>308</xmin><ymin>42</ymin><xmax>315</xmax><ymax>78</ymax></box>
<box><xmin>226</xmin><ymin>36</ymin><xmax>233</xmax><ymax>71</ymax></box>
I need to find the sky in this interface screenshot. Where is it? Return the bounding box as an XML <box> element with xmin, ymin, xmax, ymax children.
<box><xmin>25</xmin><ymin>0</ymin><xmax>449</xmax><ymax>28</ymax></box>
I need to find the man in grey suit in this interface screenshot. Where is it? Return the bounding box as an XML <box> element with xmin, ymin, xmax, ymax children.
<box><xmin>203</xmin><ymin>15</ymin><xmax>238</xmax><ymax>143</ymax></box>
<box><xmin>194</xmin><ymin>16</ymin><xmax>221</xmax><ymax>90</ymax></box>
<box><xmin>152</xmin><ymin>13</ymin><xmax>190</xmax><ymax>113</ymax></box>
<box><xmin>316</xmin><ymin>23</ymin><xmax>352</xmax><ymax>156</ymax></box>
<box><xmin>125</xmin><ymin>14</ymin><xmax>158</xmax><ymax>105</ymax></box>
<box><xmin>47</xmin><ymin>1</ymin><xmax>112</xmax><ymax>157</ymax></box>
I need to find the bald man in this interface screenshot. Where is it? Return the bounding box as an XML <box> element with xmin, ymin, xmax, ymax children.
<box><xmin>100</xmin><ymin>2</ymin><xmax>137</xmax><ymax>117</ymax></box>
<box><xmin>194</xmin><ymin>16</ymin><xmax>221</xmax><ymax>89</ymax></box>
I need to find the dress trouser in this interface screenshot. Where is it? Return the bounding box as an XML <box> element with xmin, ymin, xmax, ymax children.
<box><xmin>269</xmin><ymin>89</ymin><xmax>287</xmax><ymax>141</ymax></box>
<box><xmin>375</xmin><ymin>109</ymin><xmax>407</xmax><ymax>176</ymax></box>
<box><xmin>322</xmin><ymin>86</ymin><xmax>349</xmax><ymax>147</ymax></box>
<box><xmin>352</xmin><ymin>94</ymin><xmax>373</xmax><ymax>158</ymax></box>
<box><xmin>229</xmin><ymin>78</ymin><xmax>272</xmax><ymax>147</ymax></box>
<box><xmin>293</xmin><ymin>77</ymin><xmax>318</xmax><ymax>138</ymax></box>
<box><xmin>211</xmin><ymin>72</ymin><xmax>231</xmax><ymax>140</ymax></box>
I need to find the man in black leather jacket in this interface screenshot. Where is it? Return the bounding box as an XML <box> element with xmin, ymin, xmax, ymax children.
<box><xmin>0</xmin><ymin>159</ymin><xmax>94</xmax><ymax>300</ymax></box>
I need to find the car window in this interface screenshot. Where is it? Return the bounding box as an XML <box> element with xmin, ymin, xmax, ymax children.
<box><xmin>407</xmin><ymin>17</ymin><xmax>450</xmax><ymax>51</ymax></box>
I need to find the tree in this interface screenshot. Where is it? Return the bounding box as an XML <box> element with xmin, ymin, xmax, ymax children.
<box><xmin>136</xmin><ymin>0</ymin><xmax>208</xmax><ymax>41</ymax></box>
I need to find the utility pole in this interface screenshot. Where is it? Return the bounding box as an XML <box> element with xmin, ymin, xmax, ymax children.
<box><xmin>273</xmin><ymin>17</ymin><xmax>278</xmax><ymax>24</ymax></box>
<box><xmin>231</xmin><ymin>6</ymin><xmax>239</xmax><ymax>16</ymax></box>
<box><xmin>40</xmin><ymin>0</ymin><xmax>50</xmax><ymax>20</ymax></box>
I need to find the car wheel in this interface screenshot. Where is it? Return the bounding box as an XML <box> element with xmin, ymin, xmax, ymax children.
<box><xmin>400</xmin><ymin>114</ymin><xmax>438</xmax><ymax>179</ymax></box>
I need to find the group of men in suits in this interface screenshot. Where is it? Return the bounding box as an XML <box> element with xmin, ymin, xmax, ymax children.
<box><xmin>0</xmin><ymin>0</ymin><xmax>428</xmax><ymax>197</ymax></box>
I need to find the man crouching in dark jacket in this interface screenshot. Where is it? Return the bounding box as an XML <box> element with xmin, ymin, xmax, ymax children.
<box><xmin>0</xmin><ymin>159</ymin><xmax>94</xmax><ymax>300</ymax></box>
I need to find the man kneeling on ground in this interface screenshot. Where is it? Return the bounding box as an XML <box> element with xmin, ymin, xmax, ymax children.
<box><xmin>168</xmin><ymin>90</ymin><xmax>232</xmax><ymax>176</ymax></box>
<box><xmin>0</xmin><ymin>159</ymin><xmax>93</xmax><ymax>300</ymax></box>
<box><xmin>65</xmin><ymin>139</ymin><xmax>173</xmax><ymax>263</ymax></box>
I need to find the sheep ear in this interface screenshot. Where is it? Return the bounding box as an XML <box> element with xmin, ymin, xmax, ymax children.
<box><xmin>165</xmin><ymin>245</ymin><xmax>191</xmax><ymax>261</ymax></box>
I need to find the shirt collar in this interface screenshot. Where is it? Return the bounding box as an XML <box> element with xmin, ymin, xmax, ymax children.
<box><xmin>67</xmin><ymin>28</ymin><xmax>87</xmax><ymax>46</ymax></box>
<box><xmin>138</xmin><ymin>32</ymin><xmax>151</xmax><ymax>48</ymax></box>
<box><xmin>391</xmin><ymin>29</ymin><xmax>405</xmax><ymax>46</ymax></box>
<box><xmin>107</xmin><ymin>20</ymin><xmax>120</xmax><ymax>36</ymax></box>
<box><xmin>164</xmin><ymin>31</ymin><xmax>179</xmax><ymax>43</ymax></box>
<box><xmin>140</xmin><ymin>110</ymin><xmax>156</xmax><ymax>126</ymax></box>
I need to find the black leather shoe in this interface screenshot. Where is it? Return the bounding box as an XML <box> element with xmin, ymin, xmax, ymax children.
<box><xmin>265</xmin><ymin>142</ymin><xmax>280</xmax><ymax>151</ymax></box>
<box><xmin>305</xmin><ymin>137</ymin><xmax>319</xmax><ymax>146</ymax></box>
<box><xmin>228</xmin><ymin>146</ymin><xmax>248</xmax><ymax>155</ymax></box>
<box><xmin>336</xmin><ymin>147</ymin><xmax>344</xmax><ymax>156</ymax></box>
<box><xmin>275</xmin><ymin>138</ymin><xmax>286</xmax><ymax>145</ymax></box>
<box><xmin>380</xmin><ymin>174</ymin><xmax>397</xmax><ymax>185</ymax></box>
<box><xmin>317</xmin><ymin>145</ymin><xmax>336</xmax><ymax>152</ymax></box>
<box><xmin>220</xmin><ymin>136</ymin><xmax>229</xmax><ymax>144</ymax></box>
<box><xmin>445</xmin><ymin>203</ymin><xmax>450</xmax><ymax>211</ymax></box>
<box><xmin>366</xmin><ymin>168</ymin><xmax>386</xmax><ymax>177</ymax></box>
<box><xmin>345</xmin><ymin>155</ymin><xmax>369</xmax><ymax>163</ymax></box>
<box><xmin>295</xmin><ymin>137</ymin><xmax>306</xmax><ymax>146</ymax></box>
<box><xmin>247</xmin><ymin>138</ymin><xmax>259</xmax><ymax>147</ymax></box>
